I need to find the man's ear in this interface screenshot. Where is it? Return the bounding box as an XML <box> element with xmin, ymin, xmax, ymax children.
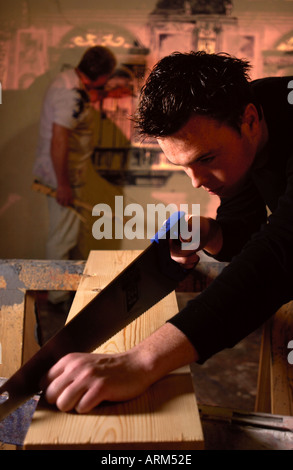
<box><xmin>241</xmin><ymin>103</ymin><xmax>260</xmax><ymax>137</ymax></box>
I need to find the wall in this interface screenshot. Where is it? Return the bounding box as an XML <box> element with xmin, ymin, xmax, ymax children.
<box><xmin>0</xmin><ymin>0</ymin><xmax>293</xmax><ymax>260</ymax></box>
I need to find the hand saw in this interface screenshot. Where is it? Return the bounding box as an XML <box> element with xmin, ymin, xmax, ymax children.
<box><xmin>0</xmin><ymin>211</ymin><xmax>193</xmax><ymax>422</ymax></box>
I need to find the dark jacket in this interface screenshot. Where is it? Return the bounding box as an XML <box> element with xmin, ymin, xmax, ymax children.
<box><xmin>169</xmin><ymin>76</ymin><xmax>293</xmax><ymax>363</ymax></box>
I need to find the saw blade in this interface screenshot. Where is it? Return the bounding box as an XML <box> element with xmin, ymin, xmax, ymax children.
<box><xmin>0</xmin><ymin>211</ymin><xmax>190</xmax><ymax>422</ymax></box>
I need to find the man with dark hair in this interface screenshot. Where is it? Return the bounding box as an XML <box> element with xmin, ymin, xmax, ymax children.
<box><xmin>34</xmin><ymin>46</ymin><xmax>116</xmax><ymax>305</ymax></box>
<box><xmin>77</xmin><ymin>45</ymin><xmax>117</xmax><ymax>82</ymax></box>
<box><xmin>42</xmin><ymin>51</ymin><xmax>293</xmax><ymax>414</ymax></box>
<box><xmin>137</xmin><ymin>51</ymin><xmax>261</xmax><ymax>134</ymax></box>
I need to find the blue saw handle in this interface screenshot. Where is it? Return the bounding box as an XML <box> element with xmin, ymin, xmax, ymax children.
<box><xmin>151</xmin><ymin>211</ymin><xmax>190</xmax><ymax>281</ymax></box>
<box><xmin>151</xmin><ymin>211</ymin><xmax>186</xmax><ymax>244</ymax></box>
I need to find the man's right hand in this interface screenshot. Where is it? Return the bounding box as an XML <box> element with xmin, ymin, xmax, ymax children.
<box><xmin>169</xmin><ymin>215</ymin><xmax>223</xmax><ymax>269</ymax></box>
<box><xmin>56</xmin><ymin>183</ymin><xmax>74</xmax><ymax>207</ymax></box>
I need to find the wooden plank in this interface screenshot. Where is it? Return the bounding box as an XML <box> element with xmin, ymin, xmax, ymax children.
<box><xmin>24</xmin><ymin>250</ymin><xmax>204</xmax><ymax>450</ymax></box>
<box><xmin>22</xmin><ymin>292</ymin><xmax>40</xmax><ymax>364</ymax></box>
<box><xmin>255</xmin><ymin>321</ymin><xmax>272</xmax><ymax>413</ymax></box>
<box><xmin>0</xmin><ymin>302</ymin><xmax>25</xmax><ymax>379</ymax></box>
<box><xmin>270</xmin><ymin>302</ymin><xmax>293</xmax><ymax>416</ymax></box>
<box><xmin>255</xmin><ymin>303</ymin><xmax>293</xmax><ymax>416</ymax></box>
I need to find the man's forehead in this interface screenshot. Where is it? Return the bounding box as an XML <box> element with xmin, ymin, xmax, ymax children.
<box><xmin>157</xmin><ymin>136</ymin><xmax>207</xmax><ymax>165</ymax></box>
<box><xmin>157</xmin><ymin>117</ymin><xmax>219</xmax><ymax>147</ymax></box>
<box><xmin>161</xmin><ymin>115</ymin><xmax>222</xmax><ymax>141</ymax></box>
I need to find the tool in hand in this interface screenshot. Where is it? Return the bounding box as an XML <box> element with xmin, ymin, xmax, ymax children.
<box><xmin>31</xmin><ymin>180</ymin><xmax>93</xmax><ymax>223</ymax></box>
<box><xmin>0</xmin><ymin>211</ymin><xmax>192</xmax><ymax>422</ymax></box>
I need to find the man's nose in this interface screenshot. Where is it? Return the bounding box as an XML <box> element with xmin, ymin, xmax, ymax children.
<box><xmin>88</xmin><ymin>90</ymin><xmax>101</xmax><ymax>103</ymax></box>
<box><xmin>187</xmin><ymin>167</ymin><xmax>204</xmax><ymax>189</ymax></box>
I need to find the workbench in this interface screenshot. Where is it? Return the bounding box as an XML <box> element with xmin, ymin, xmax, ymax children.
<box><xmin>0</xmin><ymin>252</ymin><xmax>222</xmax><ymax>450</ymax></box>
<box><xmin>0</xmin><ymin>253</ymin><xmax>293</xmax><ymax>450</ymax></box>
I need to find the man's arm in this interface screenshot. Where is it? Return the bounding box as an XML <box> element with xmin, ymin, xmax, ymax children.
<box><xmin>42</xmin><ymin>213</ymin><xmax>221</xmax><ymax>413</ymax></box>
<box><xmin>50</xmin><ymin>122</ymin><xmax>73</xmax><ymax>206</ymax></box>
<box><xmin>43</xmin><ymin>322</ymin><xmax>198</xmax><ymax>414</ymax></box>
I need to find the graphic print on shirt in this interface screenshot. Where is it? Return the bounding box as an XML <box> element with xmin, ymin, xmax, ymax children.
<box><xmin>72</xmin><ymin>88</ymin><xmax>90</xmax><ymax>119</ymax></box>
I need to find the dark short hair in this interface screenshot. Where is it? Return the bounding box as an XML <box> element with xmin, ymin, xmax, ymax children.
<box><xmin>135</xmin><ymin>51</ymin><xmax>261</xmax><ymax>136</ymax></box>
<box><xmin>77</xmin><ymin>46</ymin><xmax>116</xmax><ymax>81</ymax></box>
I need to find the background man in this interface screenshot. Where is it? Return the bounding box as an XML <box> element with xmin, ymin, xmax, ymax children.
<box><xmin>33</xmin><ymin>46</ymin><xmax>116</xmax><ymax>305</ymax></box>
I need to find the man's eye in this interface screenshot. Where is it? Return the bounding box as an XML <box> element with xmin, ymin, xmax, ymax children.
<box><xmin>201</xmin><ymin>156</ymin><xmax>215</xmax><ymax>164</ymax></box>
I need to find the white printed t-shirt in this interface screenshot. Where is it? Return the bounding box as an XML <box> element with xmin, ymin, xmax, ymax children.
<box><xmin>34</xmin><ymin>68</ymin><xmax>95</xmax><ymax>188</ymax></box>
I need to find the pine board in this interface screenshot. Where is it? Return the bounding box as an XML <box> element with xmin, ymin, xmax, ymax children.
<box><xmin>24</xmin><ymin>250</ymin><xmax>204</xmax><ymax>450</ymax></box>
